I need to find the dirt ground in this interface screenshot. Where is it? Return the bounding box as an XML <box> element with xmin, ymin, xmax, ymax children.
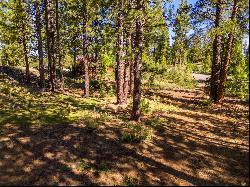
<box><xmin>0</xmin><ymin>71</ymin><xmax>249</xmax><ymax>185</ymax></box>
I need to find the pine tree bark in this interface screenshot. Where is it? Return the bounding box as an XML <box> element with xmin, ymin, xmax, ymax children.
<box><xmin>132</xmin><ymin>0</ymin><xmax>143</xmax><ymax>121</ymax></box>
<box><xmin>82</xmin><ymin>1</ymin><xmax>90</xmax><ymax>97</ymax></box>
<box><xmin>34</xmin><ymin>0</ymin><xmax>44</xmax><ymax>89</ymax></box>
<box><xmin>22</xmin><ymin>35</ymin><xmax>30</xmax><ymax>84</ymax></box>
<box><xmin>45</xmin><ymin>0</ymin><xmax>56</xmax><ymax>92</ymax></box>
<box><xmin>210</xmin><ymin>0</ymin><xmax>223</xmax><ymax>103</ymax></box>
<box><xmin>116</xmin><ymin>0</ymin><xmax>125</xmax><ymax>104</ymax></box>
<box><xmin>218</xmin><ymin>0</ymin><xmax>239</xmax><ymax>103</ymax></box>
<box><xmin>129</xmin><ymin>59</ymin><xmax>134</xmax><ymax>95</ymax></box>
<box><xmin>129</xmin><ymin>1</ymin><xmax>135</xmax><ymax>96</ymax></box>
<box><xmin>84</xmin><ymin>57</ymin><xmax>90</xmax><ymax>97</ymax></box>
<box><xmin>56</xmin><ymin>0</ymin><xmax>64</xmax><ymax>92</ymax></box>
<box><xmin>124</xmin><ymin>33</ymin><xmax>131</xmax><ymax>103</ymax></box>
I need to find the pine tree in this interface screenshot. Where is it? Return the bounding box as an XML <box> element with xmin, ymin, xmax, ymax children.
<box><xmin>172</xmin><ymin>0</ymin><xmax>191</xmax><ymax>66</ymax></box>
<box><xmin>56</xmin><ymin>0</ymin><xmax>65</xmax><ymax>92</ymax></box>
<box><xmin>218</xmin><ymin>0</ymin><xmax>240</xmax><ymax>102</ymax></box>
<box><xmin>132</xmin><ymin>0</ymin><xmax>144</xmax><ymax>121</ymax></box>
<box><xmin>34</xmin><ymin>0</ymin><xmax>45</xmax><ymax>89</ymax></box>
<box><xmin>1</xmin><ymin>0</ymin><xmax>32</xmax><ymax>82</ymax></box>
<box><xmin>210</xmin><ymin>0</ymin><xmax>223</xmax><ymax>103</ymax></box>
<box><xmin>45</xmin><ymin>0</ymin><xmax>56</xmax><ymax>91</ymax></box>
<box><xmin>116</xmin><ymin>0</ymin><xmax>125</xmax><ymax>104</ymax></box>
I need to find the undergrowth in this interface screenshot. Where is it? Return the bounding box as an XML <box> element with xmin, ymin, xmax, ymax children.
<box><xmin>121</xmin><ymin>122</ymin><xmax>152</xmax><ymax>143</ymax></box>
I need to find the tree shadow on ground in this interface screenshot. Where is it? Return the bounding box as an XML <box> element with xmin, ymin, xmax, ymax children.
<box><xmin>0</xmin><ymin>66</ymin><xmax>43</xmax><ymax>92</ymax></box>
<box><xmin>0</xmin><ymin>101</ymin><xmax>249</xmax><ymax>186</ymax></box>
<box><xmin>1</xmin><ymin>120</ymin><xmax>248</xmax><ymax>186</ymax></box>
<box><xmin>144</xmin><ymin>88</ymin><xmax>249</xmax><ymax>119</ymax></box>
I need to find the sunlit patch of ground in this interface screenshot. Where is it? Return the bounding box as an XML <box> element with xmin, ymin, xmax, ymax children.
<box><xmin>0</xmin><ymin>69</ymin><xmax>249</xmax><ymax>186</ymax></box>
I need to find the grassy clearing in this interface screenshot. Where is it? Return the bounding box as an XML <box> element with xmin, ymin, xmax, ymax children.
<box><xmin>0</xmin><ymin>73</ymin><xmax>110</xmax><ymax>128</ymax></box>
<box><xmin>0</xmin><ymin>68</ymin><xmax>182</xmax><ymax>145</ymax></box>
<box><xmin>0</xmin><ymin>71</ymin><xmax>180</xmax><ymax>137</ymax></box>
<box><xmin>142</xmin><ymin>66</ymin><xmax>198</xmax><ymax>90</ymax></box>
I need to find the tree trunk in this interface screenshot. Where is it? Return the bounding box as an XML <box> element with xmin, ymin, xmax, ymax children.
<box><xmin>218</xmin><ymin>0</ymin><xmax>239</xmax><ymax>103</ymax></box>
<box><xmin>129</xmin><ymin>61</ymin><xmax>134</xmax><ymax>94</ymax></box>
<box><xmin>73</xmin><ymin>48</ymin><xmax>77</xmax><ymax>78</ymax></box>
<box><xmin>129</xmin><ymin>32</ymin><xmax>135</xmax><ymax>95</ymax></box>
<box><xmin>124</xmin><ymin>33</ymin><xmax>131</xmax><ymax>103</ymax></box>
<box><xmin>56</xmin><ymin>0</ymin><xmax>64</xmax><ymax>91</ymax></box>
<box><xmin>124</xmin><ymin>61</ymin><xmax>130</xmax><ymax>103</ymax></box>
<box><xmin>22</xmin><ymin>35</ymin><xmax>30</xmax><ymax>84</ymax></box>
<box><xmin>82</xmin><ymin>0</ymin><xmax>90</xmax><ymax>97</ymax></box>
<box><xmin>210</xmin><ymin>0</ymin><xmax>223</xmax><ymax>103</ymax></box>
<box><xmin>34</xmin><ymin>0</ymin><xmax>44</xmax><ymax>89</ymax></box>
<box><xmin>132</xmin><ymin>0</ymin><xmax>143</xmax><ymax>121</ymax></box>
<box><xmin>84</xmin><ymin>57</ymin><xmax>90</xmax><ymax>97</ymax></box>
<box><xmin>94</xmin><ymin>48</ymin><xmax>98</xmax><ymax>79</ymax></box>
<box><xmin>45</xmin><ymin>0</ymin><xmax>56</xmax><ymax>92</ymax></box>
<box><xmin>116</xmin><ymin>0</ymin><xmax>125</xmax><ymax>104</ymax></box>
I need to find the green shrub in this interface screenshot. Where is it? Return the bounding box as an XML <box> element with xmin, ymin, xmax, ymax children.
<box><xmin>97</xmin><ymin>163</ymin><xmax>110</xmax><ymax>173</ymax></box>
<box><xmin>124</xmin><ymin>176</ymin><xmax>141</xmax><ymax>186</ymax></box>
<box><xmin>100</xmin><ymin>53</ymin><xmax>115</xmax><ymax>76</ymax></box>
<box><xmin>226</xmin><ymin>71</ymin><xmax>249</xmax><ymax>100</ymax></box>
<box><xmin>205</xmin><ymin>67</ymin><xmax>249</xmax><ymax>100</ymax></box>
<box><xmin>140</xmin><ymin>98</ymin><xmax>151</xmax><ymax>114</ymax></box>
<box><xmin>204</xmin><ymin>78</ymin><xmax>211</xmax><ymax>96</ymax></box>
<box><xmin>78</xmin><ymin>160</ymin><xmax>94</xmax><ymax>171</ymax></box>
<box><xmin>121</xmin><ymin>122</ymin><xmax>152</xmax><ymax>143</ymax></box>
<box><xmin>90</xmin><ymin>79</ymin><xmax>105</xmax><ymax>91</ymax></box>
<box><xmin>1</xmin><ymin>86</ymin><xmax>10</xmax><ymax>95</ymax></box>
<box><xmin>163</xmin><ymin>65</ymin><xmax>197</xmax><ymax>89</ymax></box>
<box><xmin>144</xmin><ymin>117</ymin><xmax>164</xmax><ymax>131</ymax></box>
<box><xmin>85</xmin><ymin>116</ymin><xmax>100</xmax><ymax>133</ymax></box>
<box><xmin>89</xmin><ymin>79</ymin><xmax>115</xmax><ymax>97</ymax></box>
<box><xmin>143</xmin><ymin>64</ymin><xmax>197</xmax><ymax>89</ymax></box>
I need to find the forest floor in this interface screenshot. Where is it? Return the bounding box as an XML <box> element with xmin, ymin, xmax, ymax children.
<box><xmin>0</xmin><ymin>66</ymin><xmax>249</xmax><ymax>186</ymax></box>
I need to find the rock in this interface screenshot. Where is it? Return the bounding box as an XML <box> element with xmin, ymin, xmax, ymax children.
<box><xmin>106</xmin><ymin>103</ymin><xmax>128</xmax><ymax>113</ymax></box>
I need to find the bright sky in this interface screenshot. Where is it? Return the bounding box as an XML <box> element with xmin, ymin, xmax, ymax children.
<box><xmin>171</xmin><ymin>0</ymin><xmax>197</xmax><ymax>7</ymax></box>
<box><xmin>168</xmin><ymin>0</ymin><xmax>197</xmax><ymax>46</ymax></box>
<box><xmin>168</xmin><ymin>0</ymin><xmax>249</xmax><ymax>47</ymax></box>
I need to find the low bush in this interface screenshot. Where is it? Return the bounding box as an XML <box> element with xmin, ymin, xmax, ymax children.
<box><xmin>84</xmin><ymin>116</ymin><xmax>101</xmax><ymax>133</ymax></box>
<box><xmin>121</xmin><ymin>122</ymin><xmax>152</xmax><ymax>143</ymax></box>
<box><xmin>123</xmin><ymin>176</ymin><xmax>141</xmax><ymax>186</ymax></box>
<box><xmin>140</xmin><ymin>98</ymin><xmax>151</xmax><ymax>114</ymax></box>
<box><xmin>226</xmin><ymin>66</ymin><xmax>249</xmax><ymax>100</ymax></box>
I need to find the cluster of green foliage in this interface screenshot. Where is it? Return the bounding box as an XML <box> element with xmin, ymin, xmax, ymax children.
<box><xmin>226</xmin><ymin>71</ymin><xmax>249</xmax><ymax>100</ymax></box>
<box><xmin>123</xmin><ymin>176</ymin><xmax>141</xmax><ymax>186</ymax></box>
<box><xmin>164</xmin><ymin>65</ymin><xmax>197</xmax><ymax>88</ymax></box>
<box><xmin>140</xmin><ymin>98</ymin><xmax>151</xmax><ymax>114</ymax></box>
<box><xmin>144</xmin><ymin>116</ymin><xmax>168</xmax><ymax>130</ymax></box>
<box><xmin>226</xmin><ymin>38</ymin><xmax>249</xmax><ymax>100</ymax></box>
<box><xmin>90</xmin><ymin>79</ymin><xmax>115</xmax><ymax>96</ymax></box>
<box><xmin>77</xmin><ymin>159</ymin><xmax>110</xmax><ymax>176</ymax></box>
<box><xmin>84</xmin><ymin>115</ymin><xmax>101</xmax><ymax>133</ymax></box>
<box><xmin>121</xmin><ymin>122</ymin><xmax>152</xmax><ymax>143</ymax></box>
<box><xmin>143</xmin><ymin>64</ymin><xmax>197</xmax><ymax>90</ymax></box>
